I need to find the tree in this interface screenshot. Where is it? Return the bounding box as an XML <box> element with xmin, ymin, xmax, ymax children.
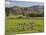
<box><xmin>5</xmin><ymin>8</ymin><xmax>10</xmax><ymax>16</ymax></box>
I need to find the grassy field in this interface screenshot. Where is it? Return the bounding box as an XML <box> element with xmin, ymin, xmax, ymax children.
<box><xmin>5</xmin><ymin>16</ymin><xmax>44</xmax><ymax>35</ymax></box>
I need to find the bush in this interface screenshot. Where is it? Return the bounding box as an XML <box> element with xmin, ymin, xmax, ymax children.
<box><xmin>26</xmin><ymin>12</ymin><xmax>44</xmax><ymax>17</ymax></box>
<box><xmin>18</xmin><ymin>16</ymin><xmax>22</xmax><ymax>18</ymax></box>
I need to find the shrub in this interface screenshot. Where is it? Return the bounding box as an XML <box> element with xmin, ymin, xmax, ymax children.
<box><xmin>18</xmin><ymin>16</ymin><xmax>22</xmax><ymax>18</ymax></box>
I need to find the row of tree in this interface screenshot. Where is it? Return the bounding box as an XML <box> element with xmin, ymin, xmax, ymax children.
<box><xmin>5</xmin><ymin>6</ymin><xmax>44</xmax><ymax>17</ymax></box>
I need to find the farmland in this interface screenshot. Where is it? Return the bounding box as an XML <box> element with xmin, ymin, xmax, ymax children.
<box><xmin>5</xmin><ymin>1</ymin><xmax>44</xmax><ymax>35</ymax></box>
<box><xmin>5</xmin><ymin>16</ymin><xmax>44</xmax><ymax>35</ymax></box>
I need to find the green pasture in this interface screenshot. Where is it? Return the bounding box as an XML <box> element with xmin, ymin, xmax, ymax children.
<box><xmin>5</xmin><ymin>16</ymin><xmax>44</xmax><ymax>35</ymax></box>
